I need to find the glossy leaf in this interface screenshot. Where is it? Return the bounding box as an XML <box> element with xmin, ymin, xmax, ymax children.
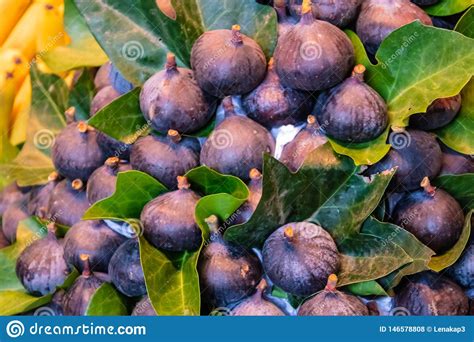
<box><xmin>434</xmin><ymin>173</ymin><xmax>474</xmax><ymax>210</ymax></box>
<box><xmin>86</xmin><ymin>282</ymin><xmax>129</xmax><ymax>316</ymax></box>
<box><xmin>345</xmin><ymin>281</ymin><xmax>388</xmax><ymax>297</ymax></box>
<box><xmin>425</xmin><ymin>0</ymin><xmax>473</xmax><ymax>16</ymax></box>
<box><xmin>68</xmin><ymin>69</ymin><xmax>96</xmax><ymax>121</ymax></box>
<box><xmin>454</xmin><ymin>7</ymin><xmax>474</xmax><ymax>38</ymax></box>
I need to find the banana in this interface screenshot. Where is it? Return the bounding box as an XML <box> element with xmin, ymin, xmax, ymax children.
<box><xmin>36</xmin><ymin>1</ymin><xmax>67</xmax><ymax>54</ymax></box>
<box><xmin>0</xmin><ymin>62</ymin><xmax>19</xmax><ymax>160</ymax></box>
<box><xmin>0</xmin><ymin>0</ymin><xmax>32</xmax><ymax>46</ymax></box>
<box><xmin>10</xmin><ymin>74</ymin><xmax>31</xmax><ymax>146</ymax></box>
<box><xmin>0</xmin><ymin>48</ymin><xmax>29</xmax><ymax>92</ymax></box>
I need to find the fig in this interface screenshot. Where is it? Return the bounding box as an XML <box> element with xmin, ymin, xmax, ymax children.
<box><xmin>231</xmin><ymin>279</ymin><xmax>285</xmax><ymax>316</ymax></box>
<box><xmin>48</xmin><ymin>179</ymin><xmax>90</xmax><ymax>227</ymax></box>
<box><xmin>274</xmin><ymin>0</ymin><xmax>296</xmax><ymax>39</ymax></box>
<box><xmin>130</xmin><ymin>130</ymin><xmax>200</xmax><ymax>189</ymax></box>
<box><xmin>410</xmin><ymin>95</ymin><xmax>462</xmax><ymax>130</ymax></box>
<box><xmin>63</xmin><ymin>254</ymin><xmax>105</xmax><ymax>316</ymax></box>
<box><xmin>279</xmin><ymin>115</ymin><xmax>327</xmax><ymax>172</ymax></box>
<box><xmin>2</xmin><ymin>197</ymin><xmax>29</xmax><ymax>243</ymax></box>
<box><xmin>90</xmin><ymin>85</ymin><xmax>121</xmax><ymax>116</ymax></box>
<box><xmin>108</xmin><ymin>238</ymin><xmax>146</xmax><ymax>297</ymax></box>
<box><xmin>191</xmin><ymin>25</ymin><xmax>267</xmax><ymax>97</ymax></box>
<box><xmin>315</xmin><ymin>64</ymin><xmax>388</xmax><ymax>143</ymax></box>
<box><xmin>298</xmin><ymin>274</ymin><xmax>369</xmax><ymax>316</ymax></box>
<box><xmin>94</xmin><ymin>62</ymin><xmax>112</xmax><ymax>91</ymax></box>
<box><xmin>52</xmin><ymin>121</ymin><xmax>107</xmax><ymax>181</ymax></box>
<box><xmin>141</xmin><ymin>176</ymin><xmax>202</xmax><ymax>252</ymax></box>
<box><xmin>440</xmin><ymin>144</ymin><xmax>474</xmax><ymax>175</ymax></box>
<box><xmin>132</xmin><ymin>296</ymin><xmax>157</xmax><ymax>316</ymax></box>
<box><xmin>448</xmin><ymin>229</ymin><xmax>474</xmax><ymax>289</ymax></box>
<box><xmin>392</xmin><ymin>177</ymin><xmax>464</xmax><ymax>254</ymax></box>
<box><xmin>140</xmin><ymin>53</ymin><xmax>216</xmax><ymax>134</ymax></box>
<box><xmin>16</xmin><ymin>224</ymin><xmax>70</xmax><ymax>296</ymax></box>
<box><xmin>262</xmin><ymin>222</ymin><xmax>340</xmax><ymax>296</ymax></box>
<box><xmin>198</xmin><ymin>215</ymin><xmax>262</xmax><ymax>309</ymax></box>
<box><xmin>200</xmin><ymin>97</ymin><xmax>275</xmax><ymax>180</ymax></box>
<box><xmin>86</xmin><ymin>157</ymin><xmax>132</xmax><ymax>204</ymax></box>
<box><xmin>0</xmin><ymin>182</ymin><xmax>24</xmax><ymax>216</ymax></box>
<box><xmin>63</xmin><ymin>219</ymin><xmax>126</xmax><ymax>272</ymax></box>
<box><xmin>274</xmin><ymin>0</ymin><xmax>354</xmax><ymax>91</ymax></box>
<box><xmin>232</xmin><ymin>169</ymin><xmax>263</xmax><ymax>225</ymax></box>
<box><xmin>356</xmin><ymin>0</ymin><xmax>432</xmax><ymax>55</ymax></box>
<box><xmin>394</xmin><ymin>271</ymin><xmax>469</xmax><ymax>315</ymax></box>
<box><xmin>242</xmin><ymin>58</ymin><xmax>315</xmax><ymax>129</ymax></box>
<box><xmin>27</xmin><ymin>172</ymin><xmax>61</xmax><ymax>217</ymax></box>
<box><xmin>109</xmin><ymin>63</ymin><xmax>134</xmax><ymax>94</ymax></box>
<box><xmin>411</xmin><ymin>0</ymin><xmax>439</xmax><ymax>5</ymax></box>
<box><xmin>289</xmin><ymin>0</ymin><xmax>362</xmax><ymax>28</ymax></box>
<box><xmin>367</xmin><ymin>129</ymin><xmax>442</xmax><ymax>192</ymax></box>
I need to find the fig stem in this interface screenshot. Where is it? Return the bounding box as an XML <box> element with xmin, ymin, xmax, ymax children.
<box><xmin>71</xmin><ymin>179</ymin><xmax>84</xmax><ymax>191</ymax></box>
<box><xmin>307</xmin><ymin>115</ymin><xmax>317</xmax><ymax>126</ymax></box>
<box><xmin>77</xmin><ymin>121</ymin><xmax>89</xmax><ymax>133</ymax></box>
<box><xmin>268</xmin><ymin>58</ymin><xmax>275</xmax><ymax>71</ymax></box>
<box><xmin>165</xmin><ymin>53</ymin><xmax>178</xmax><ymax>72</ymax></box>
<box><xmin>231</xmin><ymin>25</ymin><xmax>243</xmax><ymax>46</ymax></box>
<box><xmin>249</xmin><ymin>168</ymin><xmax>262</xmax><ymax>181</ymax></box>
<box><xmin>46</xmin><ymin>223</ymin><xmax>57</xmax><ymax>238</ymax></box>
<box><xmin>205</xmin><ymin>215</ymin><xmax>220</xmax><ymax>235</ymax></box>
<box><xmin>168</xmin><ymin>129</ymin><xmax>182</xmax><ymax>144</ymax></box>
<box><xmin>352</xmin><ymin>65</ymin><xmax>366</xmax><ymax>82</ymax></box>
<box><xmin>222</xmin><ymin>97</ymin><xmax>236</xmax><ymax>118</ymax></box>
<box><xmin>105</xmin><ymin>156</ymin><xmax>120</xmax><ymax>169</ymax></box>
<box><xmin>177</xmin><ymin>176</ymin><xmax>191</xmax><ymax>190</ymax></box>
<box><xmin>301</xmin><ymin>0</ymin><xmax>312</xmax><ymax>14</ymax></box>
<box><xmin>65</xmin><ymin>107</ymin><xmax>76</xmax><ymax>124</ymax></box>
<box><xmin>421</xmin><ymin>177</ymin><xmax>436</xmax><ymax>196</ymax></box>
<box><xmin>48</xmin><ymin>171</ymin><xmax>59</xmax><ymax>182</ymax></box>
<box><xmin>80</xmin><ymin>254</ymin><xmax>92</xmax><ymax>277</ymax></box>
<box><xmin>256</xmin><ymin>278</ymin><xmax>268</xmax><ymax>293</ymax></box>
<box><xmin>284</xmin><ymin>226</ymin><xmax>294</xmax><ymax>241</ymax></box>
<box><xmin>325</xmin><ymin>274</ymin><xmax>338</xmax><ymax>291</ymax></box>
<box><xmin>273</xmin><ymin>0</ymin><xmax>287</xmax><ymax>21</ymax></box>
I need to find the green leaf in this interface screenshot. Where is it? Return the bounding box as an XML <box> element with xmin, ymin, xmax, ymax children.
<box><xmin>8</xmin><ymin>67</ymin><xmax>69</xmax><ymax>186</ymax></box>
<box><xmin>436</xmin><ymin>79</ymin><xmax>474</xmax><ymax>155</ymax></box>
<box><xmin>86</xmin><ymin>282</ymin><xmax>129</xmax><ymax>315</ymax></box>
<box><xmin>0</xmin><ymin>217</ymin><xmax>47</xmax><ymax>292</ymax></box>
<box><xmin>74</xmin><ymin>0</ymin><xmax>277</xmax><ymax>85</ymax></box>
<box><xmin>68</xmin><ymin>69</ymin><xmax>96</xmax><ymax>121</ymax></box>
<box><xmin>42</xmin><ymin>0</ymin><xmax>108</xmax><ymax>72</ymax></box>
<box><xmin>429</xmin><ymin>210</ymin><xmax>473</xmax><ymax>272</ymax></box>
<box><xmin>425</xmin><ymin>0</ymin><xmax>473</xmax><ymax>16</ymax></box>
<box><xmin>142</xmin><ymin>167</ymin><xmax>248</xmax><ymax>315</ymax></box>
<box><xmin>345</xmin><ymin>281</ymin><xmax>388</xmax><ymax>297</ymax></box>
<box><xmin>310</xmin><ymin>169</ymin><xmax>396</xmax><ymax>240</ymax></box>
<box><xmin>434</xmin><ymin>173</ymin><xmax>474</xmax><ymax>210</ymax></box>
<box><xmin>454</xmin><ymin>7</ymin><xmax>474</xmax><ymax>38</ymax></box>
<box><xmin>83</xmin><ymin>170</ymin><xmax>167</xmax><ymax>221</ymax></box>
<box><xmin>362</xmin><ymin>217</ymin><xmax>434</xmax><ymax>290</ymax></box>
<box><xmin>225</xmin><ymin>144</ymin><xmax>356</xmax><ymax>248</ymax></box>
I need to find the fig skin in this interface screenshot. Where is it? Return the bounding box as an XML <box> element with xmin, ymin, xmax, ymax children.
<box><xmin>48</xmin><ymin>179</ymin><xmax>90</xmax><ymax>227</ymax></box>
<box><xmin>316</xmin><ymin>65</ymin><xmax>388</xmax><ymax>143</ymax></box>
<box><xmin>289</xmin><ymin>0</ymin><xmax>362</xmax><ymax>28</ymax></box>
<box><xmin>392</xmin><ymin>178</ymin><xmax>464</xmax><ymax>254</ymax></box>
<box><xmin>132</xmin><ymin>296</ymin><xmax>157</xmax><ymax>316</ymax></box>
<box><xmin>86</xmin><ymin>157</ymin><xmax>132</xmax><ymax>204</ymax></box>
<box><xmin>140</xmin><ymin>177</ymin><xmax>202</xmax><ymax>252</ymax></box>
<box><xmin>394</xmin><ymin>271</ymin><xmax>469</xmax><ymax>316</ymax></box>
<box><xmin>410</xmin><ymin>95</ymin><xmax>462</xmax><ymax>130</ymax></box>
<box><xmin>280</xmin><ymin>115</ymin><xmax>328</xmax><ymax>172</ymax></box>
<box><xmin>63</xmin><ymin>219</ymin><xmax>126</xmax><ymax>273</ymax></box>
<box><xmin>200</xmin><ymin>98</ymin><xmax>275</xmax><ymax>181</ymax></box>
<box><xmin>0</xmin><ymin>230</ymin><xmax>9</xmax><ymax>248</ymax></box>
<box><xmin>140</xmin><ymin>54</ymin><xmax>216</xmax><ymax>134</ymax></box>
<box><xmin>242</xmin><ymin>58</ymin><xmax>315</xmax><ymax>129</ymax></box>
<box><xmin>448</xmin><ymin>227</ymin><xmax>474</xmax><ymax>289</ymax></box>
<box><xmin>231</xmin><ymin>279</ymin><xmax>285</xmax><ymax>316</ymax></box>
<box><xmin>90</xmin><ymin>85</ymin><xmax>121</xmax><ymax>116</ymax></box>
<box><xmin>262</xmin><ymin>222</ymin><xmax>340</xmax><ymax>296</ymax></box>
<box><xmin>52</xmin><ymin>121</ymin><xmax>107</xmax><ymax>182</ymax></box>
<box><xmin>16</xmin><ymin>226</ymin><xmax>70</xmax><ymax>296</ymax></box>
<box><xmin>367</xmin><ymin>130</ymin><xmax>442</xmax><ymax>192</ymax></box>
<box><xmin>233</xmin><ymin>169</ymin><xmax>263</xmax><ymax>225</ymax></box>
<box><xmin>63</xmin><ymin>255</ymin><xmax>104</xmax><ymax>316</ymax></box>
<box><xmin>298</xmin><ymin>275</ymin><xmax>369</xmax><ymax>316</ymax></box>
<box><xmin>274</xmin><ymin>2</ymin><xmax>355</xmax><ymax>91</ymax></box>
<box><xmin>191</xmin><ymin>25</ymin><xmax>267</xmax><ymax>98</ymax></box>
<box><xmin>94</xmin><ymin>62</ymin><xmax>112</xmax><ymax>91</ymax></box>
<box><xmin>108</xmin><ymin>238</ymin><xmax>146</xmax><ymax>297</ymax></box>
<box><xmin>411</xmin><ymin>0</ymin><xmax>439</xmax><ymax>6</ymax></box>
<box><xmin>199</xmin><ymin>216</ymin><xmax>263</xmax><ymax>309</ymax></box>
<box><xmin>2</xmin><ymin>198</ymin><xmax>29</xmax><ymax>243</ymax></box>
<box><xmin>440</xmin><ymin>144</ymin><xmax>474</xmax><ymax>175</ymax></box>
<box><xmin>274</xmin><ymin>0</ymin><xmax>296</xmax><ymax>38</ymax></box>
<box><xmin>0</xmin><ymin>182</ymin><xmax>24</xmax><ymax>216</ymax></box>
<box><xmin>109</xmin><ymin>63</ymin><xmax>134</xmax><ymax>95</ymax></box>
<box><xmin>356</xmin><ymin>0</ymin><xmax>432</xmax><ymax>56</ymax></box>
<box><xmin>27</xmin><ymin>172</ymin><xmax>61</xmax><ymax>217</ymax></box>
<box><xmin>130</xmin><ymin>130</ymin><xmax>200</xmax><ymax>189</ymax></box>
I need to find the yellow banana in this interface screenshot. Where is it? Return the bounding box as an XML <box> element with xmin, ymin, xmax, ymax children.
<box><xmin>2</xmin><ymin>2</ymin><xmax>44</xmax><ymax>60</ymax></box>
<box><xmin>10</xmin><ymin>74</ymin><xmax>31</xmax><ymax>146</ymax></box>
<box><xmin>0</xmin><ymin>48</ymin><xmax>29</xmax><ymax>92</ymax></box>
<box><xmin>0</xmin><ymin>0</ymin><xmax>32</xmax><ymax>46</ymax></box>
<box><xmin>36</xmin><ymin>1</ymin><xmax>67</xmax><ymax>54</ymax></box>
<box><xmin>0</xmin><ymin>64</ymin><xmax>18</xmax><ymax>158</ymax></box>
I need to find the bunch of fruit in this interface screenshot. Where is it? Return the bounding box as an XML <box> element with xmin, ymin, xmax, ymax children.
<box><xmin>0</xmin><ymin>0</ymin><xmax>473</xmax><ymax>316</ymax></box>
